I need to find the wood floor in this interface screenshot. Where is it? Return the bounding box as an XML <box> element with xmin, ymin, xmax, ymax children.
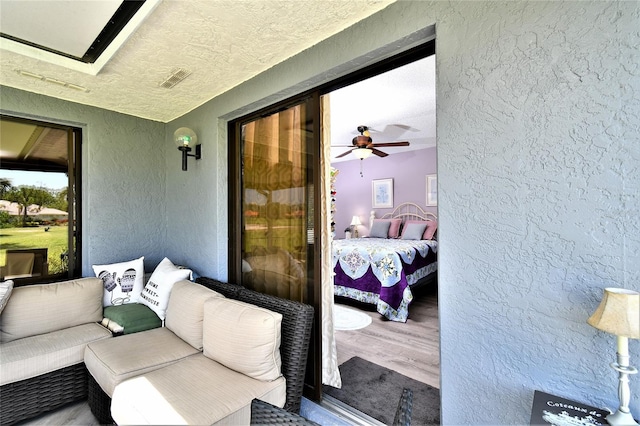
<box><xmin>333</xmin><ymin>285</ymin><xmax>440</xmax><ymax>389</ymax></box>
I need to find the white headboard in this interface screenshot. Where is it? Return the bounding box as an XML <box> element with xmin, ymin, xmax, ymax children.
<box><xmin>370</xmin><ymin>202</ymin><xmax>437</xmax><ymax>228</ymax></box>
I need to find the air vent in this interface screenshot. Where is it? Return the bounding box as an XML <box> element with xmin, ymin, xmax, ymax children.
<box><xmin>159</xmin><ymin>68</ymin><xmax>192</xmax><ymax>89</ymax></box>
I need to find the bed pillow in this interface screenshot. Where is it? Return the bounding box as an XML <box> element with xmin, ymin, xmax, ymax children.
<box><xmin>138</xmin><ymin>257</ymin><xmax>193</xmax><ymax>320</ymax></box>
<box><xmin>388</xmin><ymin>218</ymin><xmax>402</xmax><ymax>238</ymax></box>
<box><xmin>93</xmin><ymin>256</ymin><xmax>145</xmax><ymax>306</ymax></box>
<box><xmin>370</xmin><ymin>220</ymin><xmax>391</xmax><ymax>238</ymax></box>
<box><xmin>0</xmin><ymin>280</ymin><xmax>14</xmax><ymax>315</ymax></box>
<box><xmin>401</xmin><ymin>222</ymin><xmax>428</xmax><ymax>240</ymax></box>
<box><xmin>402</xmin><ymin>220</ymin><xmax>438</xmax><ymax>240</ymax></box>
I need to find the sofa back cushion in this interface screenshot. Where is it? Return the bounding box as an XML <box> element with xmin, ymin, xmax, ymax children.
<box><xmin>164</xmin><ymin>280</ymin><xmax>222</xmax><ymax>350</ymax></box>
<box><xmin>0</xmin><ymin>278</ymin><xmax>103</xmax><ymax>343</ymax></box>
<box><xmin>202</xmin><ymin>297</ymin><xmax>282</xmax><ymax>381</ymax></box>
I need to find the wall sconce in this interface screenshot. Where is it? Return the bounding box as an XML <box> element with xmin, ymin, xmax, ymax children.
<box><xmin>350</xmin><ymin>215</ymin><xmax>362</xmax><ymax>238</ymax></box>
<box><xmin>588</xmin><ymin>287</ymin><xmax>640</xmax><ymax>426</ymax></box>
<box><xmin>174</xmin><ymin>127</ymin><xmax>201</xmax><ymax>171</ymax></box>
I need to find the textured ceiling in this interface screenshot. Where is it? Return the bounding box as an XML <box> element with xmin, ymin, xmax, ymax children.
<box><xmin>0</xmin><ymin>0</ymin><xmax>396</xmax><ymax>123</ymax></box>
<box><xmin>329</xmin><ymin>54</ymin><xmax>435</xmax><ymax>161</ymax></box>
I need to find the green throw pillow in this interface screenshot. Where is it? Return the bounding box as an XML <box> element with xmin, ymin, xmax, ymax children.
<box><xmin>103</xmin><ymin>303</ymin><xmax>161</xmax><ymax>334</ymax></box>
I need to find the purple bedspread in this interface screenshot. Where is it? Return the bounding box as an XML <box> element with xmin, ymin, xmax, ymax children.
<box><xmin>332</xmin><ymin>238</ymin><xmax>438</xmax><ymax>322</ymax></box>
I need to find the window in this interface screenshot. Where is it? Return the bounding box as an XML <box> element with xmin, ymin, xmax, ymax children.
<box><xmin>0</xmin><ymin>115</ymin><xmax>82</xmax><ymax>284</ymax></box>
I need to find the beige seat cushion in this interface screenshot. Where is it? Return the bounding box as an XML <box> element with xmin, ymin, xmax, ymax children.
<box><xmin>0</xmin><ymin>278</ymin><xmax>103</xmax><ymax>343</ymax></box>
<box><xmin>164</xmin><ymin>280</ymin><xmax>223</xmax><ymax>350</ymax></box>
<box><xmin>203</xmin><ymin>297</ymin><xmax>282</xmax><ymax>381</ymax></box>
<box><xmin>111</xmin><ymin>354</ymin><xmax>286</xmax><ymax>425</ymax></box>
<box><xmin>0</xmin><ymin>323</ymin><xmax>111</xmax><ymax>385</ymax></box>
<box><xmin>84</xmin><ymin>327</ymin><xmax>199</xmax><ymax>397</ymax></box>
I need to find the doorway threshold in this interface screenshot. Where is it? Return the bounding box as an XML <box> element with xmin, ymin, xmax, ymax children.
<box><xmin>318</xmin><ymin>394</ymin><xmax>386</xmax><ymax>426</ymax></box>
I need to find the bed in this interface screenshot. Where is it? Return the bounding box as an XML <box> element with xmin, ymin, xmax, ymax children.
<box><xmin>332</xmin><ymin>202</ymin><xmax>438</xmax><ymax>322</ymax></box>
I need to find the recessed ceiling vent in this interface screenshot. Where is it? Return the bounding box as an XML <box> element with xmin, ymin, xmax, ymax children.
<box><xmin>159</xmin><ymin>68</ymin><xmax>192</xmax><ymax>89</ymax></box>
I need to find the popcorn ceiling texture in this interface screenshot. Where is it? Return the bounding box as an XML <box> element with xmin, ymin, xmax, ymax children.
<box><xmin>2</xmin><ymin>1</ymin><xmax>639</xmax><ymax>424</ymax></box>
<box><xmin>170</xmin><ymin>1</ymin><xmax>639</xmax><ymax>424</ymax></box>
<box><xmin>0</xmin><ymin>0</ymin><xmax>394</xmax><ymax>122</ymax></box>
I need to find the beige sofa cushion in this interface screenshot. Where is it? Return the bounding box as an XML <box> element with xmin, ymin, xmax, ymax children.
<box><xmin>165</xmin><ymin>280</ymin><xmax>223</xmax><ymax>350</ymax></box>
<box><xmin>0</xmin><ymin>278</ymin><xmax>103</xmax><ymax>343</ymax></box>
<box><xmin>84</xmin><ymin>327</ymin><xmax>199</xmax><ymax>397</ymax></box>
<box><xmin>0</xmin><ymin>323</ymin><xmax>111</xmax><ymax>385</ymax></box>
<box><xmin>203</xmin><ymin>297</ymin><xmax>282</xmax><ymax>381</ymax></box>
<box><xmin>111</xmin><ymin>354</ymin><xmax>286</xmax><ymax>425</ymax></box>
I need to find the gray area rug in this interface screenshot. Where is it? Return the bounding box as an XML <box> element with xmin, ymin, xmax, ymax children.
<box><xmin>323</xmin><ymin>356</ymin><xmax>440</xmax><ymax>425</ymax></box>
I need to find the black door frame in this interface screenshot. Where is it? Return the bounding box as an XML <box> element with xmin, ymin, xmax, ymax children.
<box><xmin>228</xmin><ymin>39</ymin><xmax>435</xmax><ymax>402</ymax></box>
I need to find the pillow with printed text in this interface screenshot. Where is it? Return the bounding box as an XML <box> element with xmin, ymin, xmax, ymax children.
<box><xmin>139</xmin><ymin>257</ymin><xmax>192</xmax><ymax>320</ymax></box>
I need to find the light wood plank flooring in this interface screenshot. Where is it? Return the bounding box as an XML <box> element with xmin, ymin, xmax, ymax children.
<box><xmin>333</xmin><ymin>285</ymin><xmax>440</xmax><ymax>389</ymax></box>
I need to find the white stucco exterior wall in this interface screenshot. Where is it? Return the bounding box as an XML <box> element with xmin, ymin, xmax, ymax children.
<box><xmin>168</xmin><ymin>1</ymin><xmax>640</xmax><ymax>424</ymax></box>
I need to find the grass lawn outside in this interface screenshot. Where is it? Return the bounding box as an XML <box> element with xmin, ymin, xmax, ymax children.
<box><xmin>0</xmin><ymin>225</ymin><xmax>69</xmax><ymax>275</ymax></box>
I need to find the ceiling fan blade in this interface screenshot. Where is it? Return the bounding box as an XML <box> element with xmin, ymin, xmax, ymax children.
<box><xmin>371</xmin><ymin>141</ymin><xmax>410</xmax><ymax>147</ymax></box>
<box><xmin>371</xmin><ymin>148</ymin><xmax>388</xmax><ymax>157</ymax></box>
<box><xmin>335</xmin><ymin>149</ymin><xmax>355</xmax><ymax>158</ymax></box>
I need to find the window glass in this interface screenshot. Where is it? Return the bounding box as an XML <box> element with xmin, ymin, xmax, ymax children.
<box><xmin>0</xmin><ymin>117</ymin><xmax>81</xmax><ymax>284</ymax></box>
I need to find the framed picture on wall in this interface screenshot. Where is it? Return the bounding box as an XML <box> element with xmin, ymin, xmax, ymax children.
<box><xmin>372</xmin><ymin>178</ymin><xmax>393</xmax><ymax>208</ymax></box>
<box><xmin>426</xmin><ymin>174</ymin><xmax>437</xmax><ymax>206</ymax></box>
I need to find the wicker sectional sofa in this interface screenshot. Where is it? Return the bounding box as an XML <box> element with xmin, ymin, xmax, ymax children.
<box><xmin>0</xmin><ymin>278</ymin><xmax>112</xmax><ymax>425</ymax></box>
<box><xmin>0</xmin><ymin>277</ymin><xmax>314</xmax><ymax>425</ymax></box>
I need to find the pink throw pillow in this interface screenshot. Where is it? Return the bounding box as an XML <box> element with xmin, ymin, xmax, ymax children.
<box><xmin>388</xmin><ymin>219</ymin><xmax>402</xmax><ymax>238</ymax></box>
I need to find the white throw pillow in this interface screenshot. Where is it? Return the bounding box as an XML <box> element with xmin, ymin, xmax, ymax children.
<box><xmin>93</xmin><ymin>257</ymin><xmax>145</xmax><ymax>306</ymax></box>
<box><xmin>0</xmin><ymin>280</ymin><xmax>14</xmax><ymax>314</ymax></box>
<box><xmin>139</xmin><ymin>257</ymin><xmax>192</xmax><ymax>320</ymax></box>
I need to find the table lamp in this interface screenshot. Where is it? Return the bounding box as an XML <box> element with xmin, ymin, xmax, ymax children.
<box><xmin>588</xmin><ymin>287</ymin><xmax>640</xmax><ymax>426</ymax></box>
<box><xmin>350</xmin><ymin>216</ymin><xmax>362</xmax><ymax>238</ymax></box>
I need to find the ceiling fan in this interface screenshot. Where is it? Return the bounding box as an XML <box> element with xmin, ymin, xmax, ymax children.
<box><xmin>334</xmin><ymin>125</ymin><xmax>410</xmax><ymax>159</ymax></box>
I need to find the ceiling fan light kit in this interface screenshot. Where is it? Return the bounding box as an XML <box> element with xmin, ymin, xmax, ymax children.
<box><xmin>335</xmin><ymin>125</ymin><xmax>410</xmax><ymax>160</ymax></box>
<box><xmin>352</xmin><ymin>148</ymin><xmax>373</xmax><ymax>159</ymax></box>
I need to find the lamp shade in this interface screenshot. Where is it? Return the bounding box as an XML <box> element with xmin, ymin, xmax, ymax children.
<box><xmin>350</xmin><ymin>216</ymin><xmax>361</xmax><ymax>226</ymax></box>
<box><xmin>588</xmin><ymin>288</ymin><xmax>640</xmax><ymax>339</ymax></box>
<box><xmin>352</xmin><ymin>148</ymin><xmax>372</xmax><ymax>159</ymax></box>
<box><xmin>174</xmin><ymin>127</ymin><xmax>198</xmax><ymax>147</ymax></box>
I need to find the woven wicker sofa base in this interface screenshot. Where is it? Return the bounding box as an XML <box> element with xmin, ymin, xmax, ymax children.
<box><xmin>0</xmin><ymin>363</ymin><xmax>89</xmax><ymax>426</ymax></box>
<box><xmin>250</xmin><ymin>399</ymin><xmax>319</xmax><ymax>425</ymax></box>
<box><xmin>88</xmin><ymin>373</ymin><xmax>114</xmax><ymax>424</ymax></box>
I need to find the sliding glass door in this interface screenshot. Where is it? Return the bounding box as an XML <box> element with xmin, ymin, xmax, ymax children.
<box><xmin>229</xmin><ymin>95</ymin><xmax>322</xmax><ymax>399</ymax></box>
<box><xmin>240</xmin><ymin>103</ymin><xmax>313</xmax><ymax>302</ymax></box>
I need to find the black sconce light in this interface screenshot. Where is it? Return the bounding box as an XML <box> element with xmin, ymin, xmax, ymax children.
<box><xmin>174</xmin><ymin>127</ymin><xmax>201</xmax><ymax>171</ymax></box>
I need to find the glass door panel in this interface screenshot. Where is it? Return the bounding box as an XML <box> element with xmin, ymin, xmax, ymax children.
<box><xmin>240</xmin><ymin>100</ymin><xmax>314</xmax><ymax>303</ymax></box>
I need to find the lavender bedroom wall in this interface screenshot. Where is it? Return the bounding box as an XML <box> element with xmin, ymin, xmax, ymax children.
<box><xmin>332</xmin><ymin>146</ymin><xmax>436</xmax><ymax>237</ymax></box>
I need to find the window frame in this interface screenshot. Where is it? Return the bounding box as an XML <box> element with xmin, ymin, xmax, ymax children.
<box><xmin>0</xmin><ymin>114</ymin><xmax>82</xmax><ymax>284</ymax></box>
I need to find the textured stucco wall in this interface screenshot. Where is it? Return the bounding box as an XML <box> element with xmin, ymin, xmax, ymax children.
<box><xmin>169</xmin><ymin>1</ymin><xmax>640</xmax><ymax>424</ymax></box>
<box><xmin>332</xmin><ymin>147</ymin><xmax>437</xmax><ymax>235</ymax></box>
<box><xmin>3</xmin><ymin>0</ymin><xmax>635</xmax><ymax>423</ymax></box>
<box><xmin>0</xmin><ymin>87</ymin><xmax>167</xmax><ymax>273</ymax></box>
